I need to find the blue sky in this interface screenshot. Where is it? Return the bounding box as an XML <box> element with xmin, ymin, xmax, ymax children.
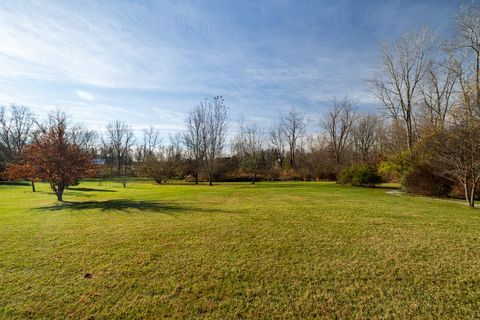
<box><xmin>0</xmin><ymin>0</ymin><xmax>460</xmax><ymax>137</ymax></box>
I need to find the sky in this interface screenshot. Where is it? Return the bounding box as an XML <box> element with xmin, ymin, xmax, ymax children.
<box><xmin>0</xmin><ymin>0</ymin><xmax>462</xmax><ymax>139</ymax></box>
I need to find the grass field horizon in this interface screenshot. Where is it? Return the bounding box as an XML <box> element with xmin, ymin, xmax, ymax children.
<box><xmin>1</xmin><ymin>180</ymin><xmax>480</xmax><ymax>318</ymax></box>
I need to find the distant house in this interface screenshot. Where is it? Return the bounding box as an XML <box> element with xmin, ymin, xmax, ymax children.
<box><xmin>93</xmin><ymin>158</ymin><xmax>105</xmax><ymax>165</ymax></box>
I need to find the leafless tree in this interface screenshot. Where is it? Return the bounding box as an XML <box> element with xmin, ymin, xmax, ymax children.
<box><xmin>419</xmin><ymin>54</ymin><xmax>457</xmax><ymax>130</ymax></box>
<box><xmin>280</xmin><ymin>108</ymin><xmax>306</xmax><ymax>170</ymax></box>
<box><xmin>68</xmin><ymin>125</ymin><xmax>98</xmax><ymax>158</ymax></box>
<box><xmin>446</xmin><ymin>5</ymin><xmax>480</xmax><ymax>119</ymax></box>
<box><xmin>151</xmin><ymin>133</ymin><xmax>184</xmax><ymax>183</ymax></box>
<box><xmin>134</xmin><ymin>127</ymin><xmax>162</xmax><ymax>180</ymax></box>
<box><xmin>102</xmin><ymin>120</ymin><xmax>135</xmax><ymax>187</ymax></box>
<box><xmin>141</xmin><ymin>126</ymin><xmax>161</xmax><ymax>159</ymax></box>
<box><xmin>184</xmin><ymin>105</ymin><xmax>206</xmax><ymax>184</ymax></box>
<box><xmin>201</xmin><ymin>96</ymin><xmax>228</xmax><ymax>186</ymax></box>
<box><xmin>323</xmin><ymin>97</ymin><xmax>356</xmax><ymax>167</ymax></box>
<box><xmin>0</xmin><ymin>105</ymin><xmax>36</xmax><ymax>163</ymax></box>
<box><xmin>427</xmin><ymin>122</ymin><xmax>480</xmax><ymax>207</ymax></box>
<box><xmin>352</xmin><ymin>114</ymin><xmax>380</xmax><ymax>162</ymax></box>
<box><xmin>457</xmin><ymin>5</ymin><xmax>480</xmax><ymax>105</ymax></box>
<box><xmin>166</xmin><ymin>133</ymin><xmax>183</xmax><ymax>170</ymax></box>
<box><xmin>371</xmin><ymin>29</ymin><xmax>433</xmax><ymax>150</ymax></box>
<box><xmin>234</xmin><ymin>121</ymin><xmax>264</xmax><ymax>183</ymax></box>
<box><xmin>268</xmin><ymin>122</ymin><xmax>285</xmax><ymax>169</ymax></box>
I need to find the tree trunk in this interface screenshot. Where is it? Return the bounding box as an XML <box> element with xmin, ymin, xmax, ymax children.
<box><xmin>56</xmin><ymin>187</ymin><xmax>64</xmax><ymax>202</ymax></box>
<box><xmin>195</xmin><ymin>171</ymin><xmax>198</xmax><ymax>185</ymax></box>
<box><xmin>290</xmin><ymin>148</ymin><xmax>296</xmax><ymax>171</ymax></box>
<box><xmin>208</xmin><ymin>160</ymin><xmax>213</xmax><ymax>186</ymax></box>
<box><xmin>31</xmin><ymin>180</ymin><xmax>36</xmax><ymax>192</ymax></box>
<box><xmin>464</xmin><ymin>182</ymin><xmax>473</xmax><ymax>208</ymax></box>
<box><xmin>476</xmin><ymin>50</ymin><xmax>479</xmax><ymax>112</ymax></box>
<box><xmin>406</xmin><ymin>113</ymin><xmax>414</xmax><ymax>150</ymax></box>
<box><xmin>470</xmin><ymin>180</ymin><xmax>477</xmax><ymax>208</ymax></box>
<box><xmin>123</xmin><ymin>162</ymin><xmax>127</xmax><ymax>188</ymax></box>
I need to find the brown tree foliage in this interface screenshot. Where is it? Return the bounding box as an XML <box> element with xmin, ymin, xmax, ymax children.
<box><xmin>11</xmin><ymin>112</ymin><xmax>96</xmax><ymax>201</ymax></box>
<box><xmin>3</xmin><ymin>162</ymin><xmax>38</xmax><ymax>192</ymax></box>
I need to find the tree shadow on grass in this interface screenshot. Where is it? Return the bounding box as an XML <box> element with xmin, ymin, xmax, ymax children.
<box><xmin>0</xmin><ymin>181</ymin><xmax>31</xmax><ymax>186</ymax></box>
<box><xmin>37</xmin><ymin>199</ymin><xmax>228</xmax><ymax>215</ymax></box>
<box><xmin>67</xmin><ymin>187</ymin><xmax>117</xmax><ymax>193</ymax></box>
<box><xmin>260</xmin><ymin>182</ymin><xmax>328</xmax><ymax>189</ymax></box>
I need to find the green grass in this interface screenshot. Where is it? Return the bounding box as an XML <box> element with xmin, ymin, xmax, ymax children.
<box><xmin>1</xmin><ymin>180</ymin><xmax>479</xmax><ymax>319</ymax></box>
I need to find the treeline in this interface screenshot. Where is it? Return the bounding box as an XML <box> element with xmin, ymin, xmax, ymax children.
<box><xmin>1</xmin><ymin>5</ymin><xmax>480</xmax><ymax>206</ymax></box>
<box><xmin>0</xmin><ymin>99</ymin><xmax>381</xmax><ymax>188</ymax></box>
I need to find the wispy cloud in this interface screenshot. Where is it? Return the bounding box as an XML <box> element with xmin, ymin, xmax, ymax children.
<box><xmin>75</xmin><ymin>90</ymin><xmax>95</xmax><ymax>101</ymax></box>
<box><xmin>0</xmin><ymin>0</ymin><xmax>459</xmax><ymax>134</ymax></box>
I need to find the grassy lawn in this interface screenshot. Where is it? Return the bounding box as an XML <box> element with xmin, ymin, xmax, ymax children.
<box><xmin>1</xmin><ymin>180</ymin><xmax>479</xmax><ymax>319</ymax></box>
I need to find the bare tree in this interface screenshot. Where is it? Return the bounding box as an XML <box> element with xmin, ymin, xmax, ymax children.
<box><xmin>371</xmin><ymin>29</ymin><xmax>433</xmax><ymax>150</ymax></box>
<box><xmin>234</xmin><ymin>121</ymin><xmax>264</xmax><ymax>183</ymax></box>
<box><xmin>427</xmin><ymin>122</ymin><xmax>480</xmax><ymax>207</ymax></box>
<box><xmin>134</xmin><ymin>127</ymin><xmax>162</xmax><ymax>182</ymax></box>
<box><xmin>0</xmin><ymin>105</ymin><xmax>36</xmax><ymax>163</ymax></box>
<box><xmin>323</xmin><ymin>97</ymin><xmax>356</xmax><ymax>167</ymax></box>
<box><xmin>352</xmin><ymin>114</ymin><xmax>380</xmax><ymax>162</ymax></box>
<box><xmin>102</xmin><ymin>121</ymin><xmax>135</xmax><ymax>187</ymax></box>
<box><xmin>419</xmin><ymin>54</ymin><xmax>457</xmax><ymax>130</ymax></box>
<box><xmin>203</xmin><ymin>96</ymin><xmax>228</xmax><ymax>186</ymax></box>
<box><xmin>456</xmin><ymin>5</ymin><xmax>480</xmax><ymax>108</ymax></box>
<box><xmin>280</xmin><ymin>108</ymin><xmax>306</xmax><ymax>170</ymax></box>
<box><xmin>164</xmin><ymin>133</ymin><xmax>184</xmax><ymax>180</ymax></box>
<box><xmin>70</xmin><ymin>126</ymin><xmax>98</xmax><ymax>157</ymax></box>
<box><xmin>446</xmin><ymin>5</ymin><xmax>480</xmax><ymax>120</ymax></box>
<box><xmin>268</xmin><ymin>122</ymin><xmax>285</xmax><ymax>169</ymax></box>
<box><xmin>141</xmin><ymin>126</ymin><xmax>161</xmax><ymax>160</ymax></box>
<box><xmin>190</xmin><ymin>96</ymin><xmax>229</xmax><ymax>186</ymax></box>
<box><xmin>184</xmin><ymin>106</ymin><xmax>205</xmax><ymax>184</ymax></box>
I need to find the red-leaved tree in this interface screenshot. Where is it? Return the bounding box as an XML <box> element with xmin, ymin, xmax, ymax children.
<box><xmin>6</xmin><ymin>111</ymin><xmax>96</xmax><ymax>201</ymax></box>
<box><xmin>3</xmin><ymin>162</ymin><xmax>38</xmax><ymax>192</ymax></box>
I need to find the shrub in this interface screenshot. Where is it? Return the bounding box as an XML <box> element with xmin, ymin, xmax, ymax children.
<box><xmin>378</xmin><ymin>150</ymin><xmax>419</xmax><ymax>189</ymax></box>
<box><xmin>449</xmin><ymin>182</ymin><xmax>480</xmax><ymax>200</ymax></box>
<box><xmin>281</xmin><ymin>169</ymin><xmax>305</xmax><ymax>181</ymax></box>
<box><xmin>404</xmin><ymin>164</ymin><xmax>453</xmax><ymax>197</ymax></box>
<box><xmin>337</xmin><ymin>165</ymin><xmax>382</xmax><ymax>187</ymax></box>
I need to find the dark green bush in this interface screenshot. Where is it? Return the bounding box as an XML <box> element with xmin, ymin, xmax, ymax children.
<box><xmin>337</xmin><ymin>165</ymin><xmax>382</xmax><ymax>187</ymax></box>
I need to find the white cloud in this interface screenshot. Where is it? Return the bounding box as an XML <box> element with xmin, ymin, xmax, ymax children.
<box><xmin>75</xmin><ymin>90</ymin><xmax>95</xmax><ymax>101</ymax></box>
<box><xmin>0</xmin><ymin>0</ymin><xmax>456</xmax><ymax>135</ymax></box>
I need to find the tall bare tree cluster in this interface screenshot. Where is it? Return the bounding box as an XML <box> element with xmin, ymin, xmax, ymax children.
<box><xmin>323</xmin><ymin>97</ymin><xmax>356</xmax><ymax>167</ymax></box>
<box><xmin>281</xmin><ymin>108</ymin><xmax>306</xmax><ymax>170</ymax></box>
<box><xmin>371</xmin><ymin>29</ymin><xmax>433</xmax><ymax>150</ymax></box>
<box><xmin>101</xmin><ymin>120</ymin><xmax>135</xmax><ymax>187</ymax></box>
<box><xmin>0</xmin><ymin>105</ymin><xmax>36</xmax><ymax>168</ymax></box>
<box><xmin>182</xmin><ymin>96</ymin><xmax>228</xmax><ymax>186</ymax></box>
<box><xmin>232</xmin><ymin>121</ymin><xmax>265</xmax><ymax>183</ymax></box>
<box><xmin>370</xmin><ymin>4</ymin><xmax>480</xmax><ymax>206</ymax></box>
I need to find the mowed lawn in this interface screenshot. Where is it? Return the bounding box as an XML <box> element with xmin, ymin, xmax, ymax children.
<box><xmin>1</xmin><ymin>180</ymin><xmax>480</xmax><ymax>319</ymax></box>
